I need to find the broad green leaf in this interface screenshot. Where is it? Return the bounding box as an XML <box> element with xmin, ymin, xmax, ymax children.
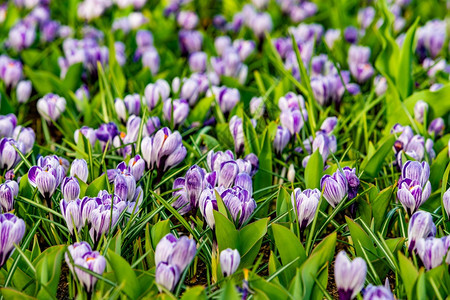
<box><xmin>239</xmin><ymin>218</ymin><xmax>268</xmax><ymax>267</ymax></box>
<box><xmin>33</xmin><ymin>245</ymin><xmax>65</xmax><ymax>300</ymax></box>
<box><xmin>213</xmin><ymin>211</ymin><xmax>239</xmax><ymax>251</ymax></box>
<box><xmin>219</xmin><ymin>281</ymin><xmax>240</xmax><ymax>300</ymax></box>
<box><xmin>151</xmin><ymin>220</ymin><xmax>171</xmax><ymax>249</ymax></box>
<box><xmin>371</xmin><ymin>186</ymin><xmax>394</xmax><ymax>231</ymax></box>
<box><xmin>361</xmin><ymin>134</ymin><xmax>395</xmax><ymax>179</ymax></box>
<box><xmin>398</xmin><ymin>252</ymin><xmax>419</xmax><ymax>299</ymax></box>
<box><xmin>107</xmin><ymin>250</ymin><xmax>141</xmax><ymax>299</ymax></box>
<box><xmin>305</xmin><ymin>150</ymin><xmax>323</xmax><ymax>189</ymax></box>
<box><xmin>0</xmin><ymin>288</ymin><xmax>37</xmax><ymax>300</ymax></box>
<box><xmin>85</xmin><ymin>173</ymin><xmax>109</xmax><ymax>197</ymax></box>
<box><xmin>181</xmin><ymin>286</ymin><xmax>206</xmax><ymax>300</ymax></box>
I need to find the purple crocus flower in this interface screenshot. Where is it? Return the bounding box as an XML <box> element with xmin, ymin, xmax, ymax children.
<box><xmin>180</xmin><ymin>78</ymin><xmax>199</xmax><ymax>106</ymax></box>
<box><xmin>0</xmin><ymin>114</ymin><xmax>17</xmax><ymax>138</ymax></box>
<box><xmin>144</xmin><ymin>79</ymin><xmax>171</xmax><ymax>110</ymax></box>
<box><xmin>73</xmin><ymin>250</ymin><xmax>106</xmax><ymax>293</ymax></box>
<box><xmin>221</xmin><ymin>186</ymin><xmax>256</xmax><ymax>226</ymax></box>
<box><xmin>0</xmin><ymin>181</ymin><xmax>18</xmax><ymax>213</ymax></box>
<box><xmin>142</xmin><ymin>48</ymin><xmax>160</xmax><ymax>75</ymax></box>
<box><xmin>344</xmin><ymin>26</ymin><xmax>358</xmax><ymax>44</ymax></box>
<box><xmin>334</xmin><ymin>251</ymin><xmax>367</xmax><ymax>300</ymax></box>
<box><xmin>16</xmin><ymin>80</ymin><xmax>32</xmax><ymax>103</ymax></box>
<box><xmin>348</xmin><ymin>45</ymin><xmax>374</xmax><ymax>83</ymax></box>
<box><xmin>320</xmin><ymin>117</ymin><xmax>338</xmax><ymax>134</ymax></box>
<box><xmin>177</xmin><ymin>11</ymin><xmax>199</xmax><ymax>30</ymax></box>
<box><xmin>415</xmin><ymin>237</ymin><xmax>449</xmax><ymax>270</ymax></box>
<box><xmin>320</xmin><ymin>171</ymin><xmax>348</xmax><ymax>208</ymax></box>
<box><xmin>37</xmin><ymin>93</ymin><xmax>66</xmax><ymax>122</ymax></box>
<box><xmin>61</xmin><ymin>177</ymin><xmax>81</xmax><ymax>202</ymax></box>
<box><xmin>208</xmin><ymin>86</ymin><xmax>240</xmax><ymax>114</ymax></box>
<box><xmin>60</xmin><ymin>198</ymin><xmax>83</xmax><ymax>235</ymax></box>
<box><xmin>273</xmin><ymin>126</ymin><xmax>291</xmax><ymax>154</ymax></box>
<box><xmin>342</xmin><ymin>167</ymin><xmax>359</xmax><ymax>200</ymax></box>
<box><xmin>0</xmin><ymin>213</ymin><xmax>26</xmax><ymax>268</ymax></box>
<box><xmin>87</xmin><ymin>197</ymin><xmax>125</xmax><ymax>244</ymax></box>
<box><xmin>0</xmin><ymin>57</ymin><xmax>23</xmax><ymax>88</ymax></box>
<box><xmin>291</xmin><ymin>188</ymin><xmax>320</xmax><ymax>230</ymax></box>
<box><xmin>218</xmin><ymin>161</ymin><xmax>239</xmax><ymax>188</ymax></box>
<box><xmin>363</xmin><ymin>285</ymin><xmax>394</xmax><ymax>300</ymax></box>
<box><xmin>443</xmin><ymin>188</ymin><xmax>450</xmax><ymax>219</ymax></box>
<box><xmin>156</xmin><ymin>262</ymin><xmax>180</xmax><ymax>291</ymax></box>
<box><xmin>70</xmin><ymin>159</ymin><xmax>89</xmax><ymax>183</ymax></box>
<box><xmin>199</xmin><ymin>188</ymin><xmax>218</xmax><ymax>229</ymax></box>
<box><xmin>229</xmin><ymin>116</ymin><xmax>245</xmax><ymax>155</ymax></box>
<box><xmin>220</xmin><ymin>248</ymin><xmax>240</xmax><ymax>277</ymax></box>
<box><xmin>7</xmin><ymin>22</ymin><xmax>36</xmax><ymax>52</ymax></box>
<box><xmin>189</xmin><ymin>51</ymin><xmax>207</xmax><ymax>73</ymax></box>
<box><xmin>28</xmin><ymin>164</ymin><xmax>63</xmax><ymax>200</ymax></box>
<box><xmin>414</xmin><ymin>100</ymin><xmax>428</xmax><ymax>123</ymax></box>
<box><xmin>428</xmin><ymin>118</ymin><xmax>444</xmax><ymax>137</ymax></box>
<box><xmin>163</xmin><ymin>99</ymin><xmax>189</xmax><ymax>127</ymax></box>
<box><xmin>407</xmin><ymin>210</ymin><xmax>436</xmax><ymax>252</ymax></box>
<box><xmin>397</xmin><ymin>161</ymin><xmax>431</xmax><ymax>215</ymax></box>
<box><xmin>179</xmin><ymin>30</ymin><xmax>203</xmax><ymax>55</ymax></box>
<box><xmin>12</xmin><ymin>126</ymin><xmax>35</xmax><ymax>154</ymax></box>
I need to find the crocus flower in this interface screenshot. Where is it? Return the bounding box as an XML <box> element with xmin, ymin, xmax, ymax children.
<box><xmin>70</xmin><ymin>159</ymin><xmax>89</xmax><ymax>183</ymax></box>
<box><xmin>342</xmin><ymin>167</ymin><xmax>359</xmax><ymax>200</ymax></box>
<box><xmin>12</xmin><ymin>126</ymin><xmax>35</xmax><ymax>154</ymax></box>
<box><xmin>28</xmin><ymin>165</ymin><xmax>63</xmax><ymax>200</ymax></box>
<box><xmin>363</xmin><ymin>285</ymin><xmax>394</xmax><ymax>300</ymax></box>
<box><xmin>249</xmin><ymin>12</ymin><xmax>273</xmax><ymax>38</ymax></box>
<box><xmin>414</xmin><ymin>100</ymin><xmax>428</xmax><ymax>123</ymax></box>
<box><xmin>221</xmin><ymin>186</ymin><xmax>256</xmax><ymax>226</ymax></box>
<box><xmin>180</xmin><ymin>78</ymin><xmax>199</xmax><ymax>106</ymax></box>
<box><xmin>273</xmin><ymin>126</ymin><xmax>291</xmax><ymax>154</ymax></box>
<box><xmin>37</xmin><ymin>93</ymin><xmax>66</xmax><ymax>122</ymax></box>
<box><xmin>220</xmin><ymin>248</ymin><xmax>240</xmax><ymax>277</ymax></box>
<box><xmin>320</xmin><ymin>117</ymin><xmax>338</xmax><ymax>134</ymax></box>
<box><xmin>61</xmin><ymin>177</ymin><xmax>81</xmax><ymax>202</ymax></box>
<box><xmin>234</xmin><ymin>173</ymin><xmax>252</xmax><ymax>192</ymax></box>
<box><xmin>179</xmin><ymin>30</ymin><xmax>203</xmax><ymax>55</ymax></box>
<box><xmin>163</xmin><ymin>99</ymin><xmax>189</xmax><ymax>127</ymax></box>
<box><xmin>334</xmin><ymin>251</ymin><xmax>367</xmax><ymax>300</ymax></box>
<box><xmin>60</xmin><ymin>198</ymin><xmax>83</xmax><ymax>234</ymax></box>
<box><xmin>408</xmin><ymin>210</ymin><xmax>436</xmax><ymax>252</ymax></box>
<box><xmin>189</xmin><ymin>51</ymin><xmax>207</xmax><ymax>73</ymax></box>
<box><xmin>320</xmin><ymin>171</ymin><xmax>348</xmax><ymax>208</ymax></box>
<box><xmin>397</xmin><ymin>161</ymin><xmax>431</xmax><ymax>215</ymax></box>
<box><xmin>144</xmin><ymin>79</ymin><xmax>171</xmax><ymax>110</ymax></box>
<box><xmin>199</xmin><ymin>188</ymin><xmax>218</xmax><ymax>229</ymax></box>
<box><xmin>88</xmin><ymin>198</ymin><xmax>124</xmax><ymax>244</ymax></box>
<box><xmin>291</xmin><ymin>188</ymin><xmax>320</xmax><ymax>230</ymax></box>
<box><xmin>218</xmin><ymin>161</ymin><xmax>239</xmax><ymax>188</ymax></box>
<box><xmin>250</xmin><ymin>97</ymin><xmax>265</xmax><ymax>119</ymax></box>
<box><xmin>374</xmin><ymin>76</ymin><xmax>387</xmax><ymax>96</ymax></box>
<box><xmin>0</xmin><ymin>114</ymin><xmax>17</xmax><ymax>138</ymax></box>
<box><xmin>73</xmin><ymin>250</ymin><xmax>106</xmax><ymax>293</ymax></box>
<box><xmin>0</xmin><ymin>181</ymin><xmax>18</xmax><ymax>213</ymax></box>
<box><xmin>65</xmin><ymin>242</ymin><xmax>92</xmax><ymax>272</ymax></box>
<box><xmin>207</xmin><ymin>86</ymin><xmax>240</xmax><ymax>114</ymax></box>
<box><xmin>416</xmin><ymin>237</ymin><xmax>449</xmax><ymax>270</ymax></box>
<box><xmin>428</xmin><ymin>118</ymin><xmax>444</xmax><ymax>137</ymax></box>
<box><xmin>16</xmin><ymin>80</ymin><xmax>32</xmax><ymax>103</ymax></box>
<box><xmin>344</xmin><ymin>26</ymin><xmax>358</xmax><ymax>44</ymax></box>
<box><xmin>0</xmin><ymin>57</ymin><xmax>22</xmax><ymax>88</ymax></box>
<box><xmin>229</xmin><ymin>116</ymin><xmax>245</xmax><ymax>155</ymax></box>
<box><xmin>154</xmin><ymin>234</ymin><xmax>197</xmax><ymax>291</ymax></box>
<box><xmin>348</xmin><ymin>45</ymin><xmax>374</xmax><ymax>83</ymax></box>
<box><xmin>0</xmin><ymin>213</ymin><xmax>26</xmax><ymax>268</ymax></box>
<box><xmin>443</xmin><ymin>188</ymin><xmax>450</xmax><ymax>219</ymax></box>
<box><xmin>0</xmin><ymin>138</ymin><xmax>23</xmax><ymax>171</ymax></box>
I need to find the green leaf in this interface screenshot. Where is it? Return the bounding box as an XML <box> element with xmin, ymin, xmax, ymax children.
<box><xmin>239</xmin><ymin>218</ymin><xmax>268</xmax><ymax>267</ymax></box>
<box><xmin>219</xmin><ymin>280</ymin><xmax>240</xmax><ymax>300</ymax></box>
<box><xmin>33</xmin><ymin>245</ymin><xmax>65</xmax><ymax>300</ymax></box>
<box><xmin>254</xmin><ymin>128</ymin><xmax>273</xmax><ymax>208</ymax></box>
<box><xmin>62</xmin><ymin>62</ymin><xmax>83</xmax><ymax>91</ymax></box>
<box><xmin>398</xmin><ymin>252</ymin><xmax>419</xmax><ymax>299</ymax></box>
<box><xmin>188</xmin><ymin>96</ymin><xmax>214</xmax><ymax>123</ymax></box>
<box><xmin>272</xmin><ymin>224</ymin><xmax>306</xmax><ymax>280</ymax></box>
<box><xmin>429</xmin><ymin>147</ymin><xmax>450</xmax><ymax>190</ymax></box>
<box><xmin>305</xmin><ymin>150</ymin><xmax>323</xmax><ymax>189</ymax></box>
<box><xmin>243</xmin><ymin>114</ymin><xmax>260</xmax><ymax>155</ymax></box>
<box><xmin>85</xmin><ymin>173</ymin><xmax>108</xmax><ymax>197</ymax></box>
<box><xmin>151</xmin><ymin>220</ymin><xmax>171</xmax><ymax>249</ymax></box>
<box><xmin>107</xmin><ymin>250</ymin><xmax>141</xmax><ymax>299</ymax></box>
<box><xmin>371</xmin><ymin>186</ymin><xmax>394</xmax><ymax>232</ymax></box>
<box><xmin>181</xmin><ymin>286</ymin><xmax>206</xmax><ymax>300</ymax></box>
<box><xmin>214</xmin><ymin>211</ymin><xmax>239</xmax><ymax>251</ymax></box>
<box><xmin>361</xmin><ymin>134</ymin><xmax>395</xmax><ymax>179</ymax></box>
<box><xmin>0</xmin><ymin>288</ymin><xmax>37</xmax><ymax>300</ymax></box>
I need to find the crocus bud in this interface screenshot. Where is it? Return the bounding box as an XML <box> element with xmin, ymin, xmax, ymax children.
<box><xmin>16</xmin><ymin>80</ymin><xmax>32</xmax><ymax>103</ymax></box>
<box><xmin>61</xmin><ymin>177</ymin><xmax>80</xmax><ymax>202</ymax></box>
<box><xmin>0</xmin><ymin>114</ymin><xmax>16</xmax><ymax>138</ymax></box>
<box><xmin>215</xmin><ymin>36</ymin><xmax>231</xmax><ymax>56</ymax></box>
<box><xmin>0</xmin><ymin>213</ymin><xmax>25</xmax><ymax>267</ymax></box>
<box><xmin>363</xmin><ymin>285</ymin><xmax>394</xmax><ymax>300</ymax></box>
<box><xmin>70</xmin><ymin>159</ymin><xmax>88</xmax><ymax>183</ymax></box>
<box><xmin>199</xmin><ymin>188</ymin><xmax>217</xmax><ymax>229</ymax></box>
<box><xmin>428</xmin><ymin>118</ymin><xmax>444</xmax><ymax>137</ymax></box>
<box><xmin>156</xmin><ymin>262</ymin><xmax>180</xmax><ymax>291</ymax></box>
<box><xmin>220</xmin><ymin>248</ymin><xmax>240</xmax><ymax>277</ymax></box>
<box><xmin>0</xmin><ymin>181</ymin><xmax>18</xmax><ymax>212</ymax></box>
<box><xmin>443</xmin><ymin>188</ymin><xmax>450</xmax><ymax>219</ymax></box>
<box><xmin>229</xmin><ymin>116</ymin><xmax>245</xmax><ymax>155</ymax></box>
<box><xmin>60</xmin><ymin>198</ymin><xmax>83</xmax><ymax>234</ymax></box>
<box><xmin>12</xmin><ymin>126</ymin><xmax>35</xmax><ymax>154</ymax></box>
<box><xmin>179</xmin><ymin>30</ymin><xmax>203</xmax><ymax>55</ymax></box>
<box><xmin>0</xmin><ymin>138</ymin><xmax>23</xmax><ymax>171</ymax></box>
<box><xmin>291</xmin><ymin>188</ymin><xmax>320</xmax><ymax>230</ymax></box>
<box><xmin>152</xmin><ymin>128</ymin><xmax>187</xmax><ymax>171</ymax></box>
<box><xmin>73</xmin><ymin>251</ymin><xmax>106</xmax><ymax>293</ymax></box>
<box><xmin>177</xmin><ymin>11</ymin><xmax>199</xmax><ymax>30</ymax></box>
<box><xmin>144</xmin><ymin>80</ymin><xmax>170</xmax><ymax>110</ymax></box>
<box><xmin>408</xmin><ymin>211</ymin><xmax>436</xmax><ymax>252</ymax></box>
<box><xmin>163</xmin><ymin>99</ymin><xmax>189</xmax><ymax>127</ymax></box>
<box><xmin>398</xmin><ymin>161</ymin><xmax>431</xmax><ymax>215</ymax></box>
<box><xmin>180</xmin><ymin>79</ymin><xmax>199</xmax><ymax>105</ymax></box>
<box><xmin>250</xmin><ymin>97</ymin><xmax>265</xmax><ymax>118</ymax></box>
<box><xmin>374</xmin><ymin>76</ymin><xmax>387</xmax><ymax>96</ymax></box>
<box><xmin>287</xmin><ymin>164</ymin><xmax>295</xmax><ymax>183</ymax></box>
<box><xmin>344</xmin><ymin>26</ymin><xmax>358</xmax><ymax>44</ymax></box>
<box><xmin>218</xmin><ymin>161</ymin><xmax>239</xmax><ymax>188</ymax></box>
<box><xmin>348</xmin><ymin>45</ymin><xmax>374</xmax><ymax>83</ymax></box>
<box><xmin>189</xmin><ymin>51</ymin><xmax>207</xmax><ymax>73</ymax></box>
<box><xmin>320</xmin><ymin>117</ymin><xmax>338</xmax><ymax>134</ymax></box>
<box><xmin>250</xmin><ymin>12</ymin><xmax>273</xmax><ymax>38</ymax></box>
<box><xmin>320</xmin><ymin>171</ymin><xmax>348</xmax><ymax>208</ymax></box>
<box><xmin>280</xmin><ymin>109</ymin><xmax>304</xmax><ymax>135</ymax></box>
<box><xmin>342</xmin><ymin>167</ymin><xmax>359</xmax><ymax>200</ymax></box>
<box><xmin>334</xmin><ymin>251</ymin><xmax>367</xmax><ymax>300</ymax></box>
<box><xmin>415</xmin><ymin>237</ymin><xmax>448</xmax><ymax>270</ymax></box>
<box><xmin>414</xmin><ymin>100</ymin><xmax>428</xmax><ymax>123</ymax></box>
<box><xmin>28</xmin><ymin>165</ymin><xmax>58</xmax><ymax>200</ymax></box>
<box><xmin>170</xmin><ymin>236</ymin><xmax>197</xmax><ymax>271</ymax></box>
<box><xmin>37</xmin><ymin>93</ymin><xmax>66</xmax><ymax>122</ymax></box>
<box><xmin>273</xmin><ymin>126</ymin><xmax>291</xmax><ymax>154</ymax></box>
<box><xmin>221</xmin><ymin>186</ymin><xmax>256</xmax><ymax>226</ymax></box>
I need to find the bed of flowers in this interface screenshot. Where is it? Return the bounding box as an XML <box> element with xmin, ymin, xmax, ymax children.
<box><xmin>0</xmin><ymin>0</ymin><xmax>450</xmax><ymax>299</ymax></box>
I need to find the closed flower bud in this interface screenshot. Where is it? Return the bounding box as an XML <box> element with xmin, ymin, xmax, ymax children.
<box><xmin>220</xmin><ymin>248</ymin><xmax>240</xmax><ymax>277</ymax></box>
<box><xmin>428</xmin><ymin>118</ymin><xmax>444</xmax><ymax>137</ymax></box>
<box><xmin>291</xmin><ymin>188</ymin><xmax>320</xmax><ymax>230</ymax></box>
<box><xmin>62</xmin><ymin>177</ymin><xmax>80</xmax><ymax>202</ymax></box>
<box><xmin>250</xmin><ymin>97</ymin><xmax>265</xmax><ymax>118</ymax></box>
<box><xmin>320</xmin><ymin>171</ymin><xmax>348</xmax><ymax>208</ymax></box>
<box><xmin>320</xmin><ymin>117</ymin><xmax>338</xmax><ymax>134</ymax></box>
<box><xmin>199</xmin><ymin>188</ymin><xmax>218</xmax><ymax>229</ymax></box>
<box><xmin>0</xmin><ymin>181</ymin><xmax>18</xmax><ymax>212</ymax></box>
<box><xmin>215</xmin><ymin>36</ymin><xmax>231</xmax><ymax>56</ymax></box>
<box><xmin>374</xmin><ymin>76</ymin><xmax>387</xmax><ymax>96</ymax></box>
<box><xmin>414</xmin><ymin>100</ymin><xmax>428</xmax><ymax>123</ymax></box>
<box><xmin>344</xmin><ymin>26</ymin><xmax>358</xmax><ymax>44</ymax></box>
<box><xmin>170</xmin><ymin>236</ymin><xmax>197</xmax><ymax>271</ymax></box>
<box><xmin>28</xmin><ymin>165</ymin><xmax>59</xmax><ymax>200</ymax></box>
<box><xmin>287</xmin><ymin>164</ymin><xmax>296</xmax><ymax>183</ymax></box>
<box><xmin>144</xmin><ymin>80</ymin><xmax>170</xmax><ymax>110</ymax></box>
<box><xmin>334</xmin><ymin>251</ymin><xmax>367</xmax><ymax>300</ymax></box>
<box><xmin>60</xmin><ymin>198</ymin><xmax>83</xmax><ymax>234</ymax></box>
<box><xmin>177</xmin><ymin>11</ymin><xmax>199</xmax><ymax>30</ymax></box>
<box><xmin>363</xmin><ymin>285</ymin><xmax>394</xmax><ymax>300</ymax></box>
<box><xmin>37</xmin><ymin>93</ymin><xmax>66</xmax><ymax>122</ymax></box>
<box><xmin>273</xmin><ymin>126</ymin><xmax>291</xmax><ymax>154</ymax></box>
<box><xmin>408</xmin><ymin>211</ymin><xmax>436</xmax><ymax>252</ymax></box>
<box><xmin>229</xmin><ymin>116</ymin><xmax>245</xmax><ymax>155</ymax></box>
<box><xmin>0</xmin><ymin>114</ymin><xmax>16</xmax><ymax>138</ymax></box>
<box><xmin>189</xmin><ymin>51</ymin><xmax>207</xmax><ymax>73</ymax></box>
<box><xmin>416</xmin><ymin>237</ymin><xmax>448</xmax><ymax>270</ymax></box>
<box><xmin>16</xmin><ymin>80</ymin><xmax>32</xmax><ymax>103</ymax></box>
<box><xmin>12</xmin><ymin>126</ymin><xmax>35</xmax><ymax>154</ymax></box>
<box><xmin>0</xmin><ymin>213</ymin><xmax>26</xmax><ymax>267</ymax></box>
<box><xmin>163</xmin><ymin>99</ymin><xmax>189</xmax><ymax>127</ymax></box>
<box><xmin>0</xmin><ymin>138</ymin><xmax>23</xmax><ymax>171</ymax></box>
<box><xmin>443</xmin><ymin>188</ymin><xmax>450</xmax><ymax>219</ymax></box>
<box><xmin>155</xmin><ymin>262</ymin><xmax>180</xmax><ymax>292</ymax></box>
<box><xmin>179</xmin><ymin>30</ymin><xmax>203</xmax><ymax>55</ymax></box>
<box><xmin>70</xmin><ymin>159</ymin><xmax>88</xmax><ymax>183</ymax></box>
<box><xmin>218</xmin><ymin>161</ymin><xmax>239</xmax><ymax>188</ymax></box>
<box><xmin>342</xmin><ymin>167</ymin><xmax>359</xmax><ymax>200</ymax></box>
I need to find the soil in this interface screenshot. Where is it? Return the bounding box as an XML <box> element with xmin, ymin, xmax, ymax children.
<box><xmin>56</xmin><ymin>263</ymin><xmax>70</xmax><ymax>300</ymax></box>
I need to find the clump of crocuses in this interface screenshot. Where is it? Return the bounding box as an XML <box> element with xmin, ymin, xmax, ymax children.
<box><xmin>155</xmin><ymin>234</ymin><xmax>197</xmax><ymax>292</ymax></box>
